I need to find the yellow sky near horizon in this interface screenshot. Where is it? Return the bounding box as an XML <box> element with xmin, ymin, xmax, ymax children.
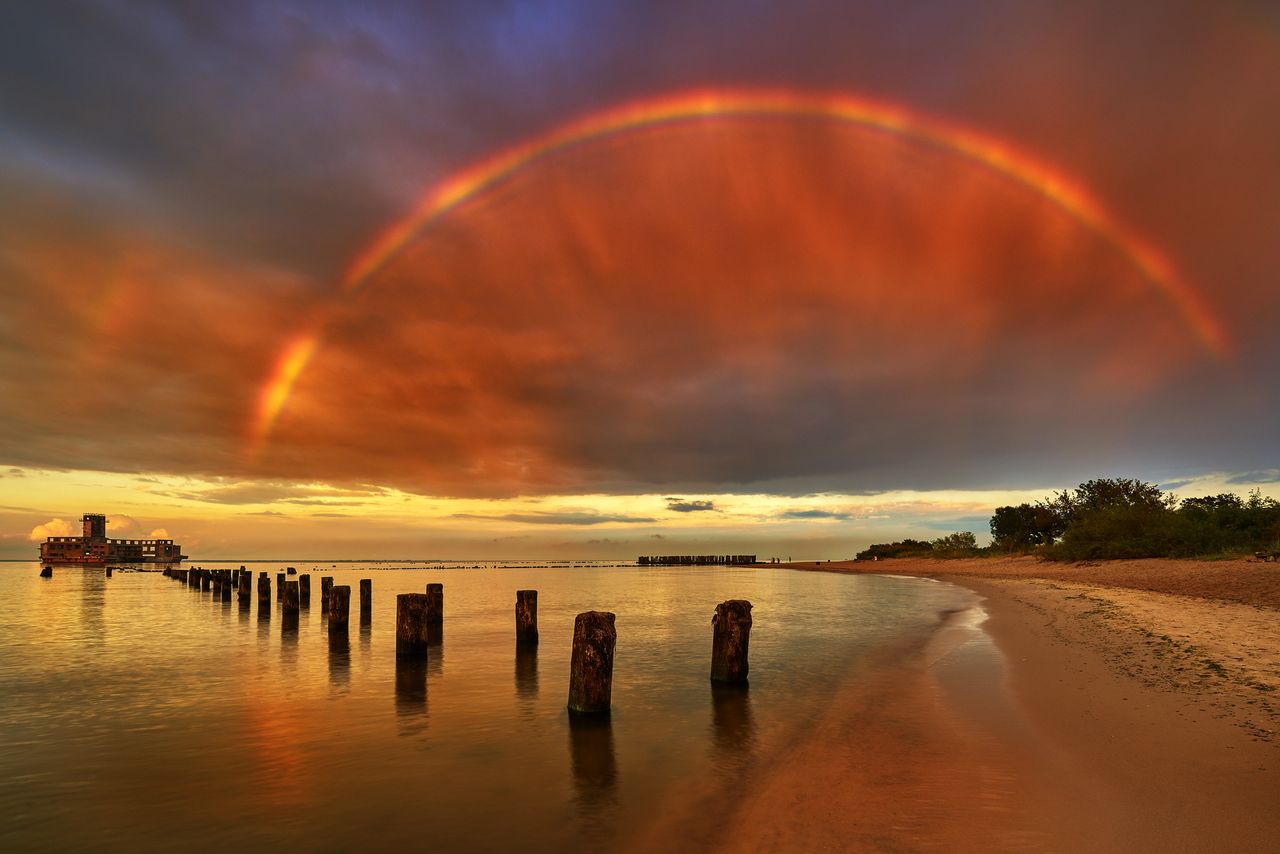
<box><xmin>2</xmin><ymin>465</ymin><xmax>1275</xmax><ymax>561</ymax></box>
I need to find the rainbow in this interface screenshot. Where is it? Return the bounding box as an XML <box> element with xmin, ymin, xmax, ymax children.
<box><xmin>250</xmin><ymin>87</ymin><xmax>1229</xmax><ymax>454</ymax></box>
<box><xmin>342</xmin><ymin>88</ymin><xmax>1227</xmax><ymax>357</ymax></box>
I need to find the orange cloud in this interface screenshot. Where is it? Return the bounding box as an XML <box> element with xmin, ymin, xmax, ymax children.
<box><xmin>29</xmin><ymin>518</ymin><xmax>73</xmax><ymax>541</ymax></box>
<box><xmin>252</xmin><ymin>116</ymin><xmax>1212</xmax><ymax>496</ymax></box>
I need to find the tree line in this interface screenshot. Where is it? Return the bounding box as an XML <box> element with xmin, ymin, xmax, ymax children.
<box><xmin>856</xmin><ymin>478</ymin><xmax>1280</xmax><ymax>561</ymax></box>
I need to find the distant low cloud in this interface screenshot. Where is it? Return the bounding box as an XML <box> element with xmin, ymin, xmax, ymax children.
<box><xmin>452</xmin><ymin>511</ymin><xmax>656</xmax><ymax>526</ymax></box>
<box><xmin>1224</xmin><ymin>470</ymin><xmax>1280</xmax><ymax>486</ymax></box>
<box><xmin>28</xmin><ymin>518</ymin><xmax>73</xmax><ymax>541</ymax></box>
<box><xmin>162</xmin><ymin>482</ymin><xmax>385</xmax><ymax>506</ymax></box>
<box><xmin>148</xmin><ymin>528</ymin><xmax>170</xmax><ymax>539</ymax></box>
<box><xmin>665</xmin><ymin>498</ymin><xmax>717</xmax><ymax>513</ymax></box>
<box><xmin>779</xmin><ymin>509</ymin><xmax>853</xmax><ymax>521</ymax></box>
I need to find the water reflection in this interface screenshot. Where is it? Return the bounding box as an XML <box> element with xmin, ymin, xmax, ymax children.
<box><xmin>568</xmin><ymin>713</ymin><xmax>617</xmax><ymax>813</ymax></box>
<box><xmin>515</xmin><ymin>644</ymin><xmax>538</xmax><ymax>700</ymax></box>
<box><xmin>395</xmin><ymin>658</ymin><xmax>428</xmax><ymax>734</ymax></box>
<box><xmin>80</xmin><ymin>572</ymin><xmax>105</xmax><ymax>644</ymax></box>
<box><xmin>427</xmin><ymin>625</ymin><xmax>444</xmax><ymax>679</ymax></box>
<box><xmin>709</xmin><ymin>682</ymin><xmax>757</xmax><ymax>765</ymax></box>
<box><xmin>281</xmin><ymin>612</ymin><xmax>299</xmax><ymax>671</ymax></box>
<box><xmin>328</xmin><ymin>632</ymin><xmax>350</xmax><ymax>692</ymax></box>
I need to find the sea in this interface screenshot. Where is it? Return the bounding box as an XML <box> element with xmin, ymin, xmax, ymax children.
<box><xmin>0</xmin><ymin>560</ymin><xmax>994</xmax><ymax>851</ymax></box>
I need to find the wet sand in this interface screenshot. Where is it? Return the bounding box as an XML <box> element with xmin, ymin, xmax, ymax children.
<box><xmin>767</xmin><ymin>558</ymin><xmax>1280</xmax><ymax>851</ymax></box>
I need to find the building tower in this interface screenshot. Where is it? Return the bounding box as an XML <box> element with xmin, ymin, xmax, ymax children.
<box><xmin>82</xmin><ymin>513</ymin><xmax>107</xmax><ymax>540</ymax></box>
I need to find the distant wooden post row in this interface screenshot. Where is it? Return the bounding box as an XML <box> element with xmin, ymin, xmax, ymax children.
<box><xmin>148</xmin><ymin>571</ymin><xmax>754</xmax><ymax>712</ymax></box>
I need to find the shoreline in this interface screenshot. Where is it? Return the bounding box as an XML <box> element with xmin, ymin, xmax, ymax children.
<box><xmin>778</xmin><ymin>558</ymin><xmax>1280</xmax><ymax>850</ymax></box>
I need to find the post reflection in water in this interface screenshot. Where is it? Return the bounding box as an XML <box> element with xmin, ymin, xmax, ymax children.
<box><xmin>426</xmin><ymin>624</ymin><xmax>443</xmax><ymax>679</ymax></box>
<box><xmin>280</xmin><ymin>611</ymin><xmax>299</xmax><ymax>671</ymax></box>
<box><xmin>394</xmin><ymin>658</ymin><xmax>428</xmax><ymax>734</ymax></box>
<box><xmin>328</xmin><ymin>631</ymin><xmax>350</xmax><ymax>692</ymax></box>
<box><xmin>709</xmin><ymin>683</ymin><xmax>757</xmax><ymax>769</ymax></box>
<box><xmin>514</xmin><ymin>644</ymin><xmax>538</xmax><ymax>700</ymax></box>
<box><xmin>568</xmin><ymin>713</ymin><xmax>618</xmax><ymax>815</ymax></box>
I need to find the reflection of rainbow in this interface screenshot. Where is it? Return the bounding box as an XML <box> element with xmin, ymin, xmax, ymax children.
<box><xmin>250</xmin><ymin>87</ymin><xmax>1229</xmax><ymax>454</ymax></box>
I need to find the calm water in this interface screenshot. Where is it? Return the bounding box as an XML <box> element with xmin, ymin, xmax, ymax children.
<box><xmin>0</xmin><ymin>562</ymin><xmax>980</xmax><ymax>851</ymax></box>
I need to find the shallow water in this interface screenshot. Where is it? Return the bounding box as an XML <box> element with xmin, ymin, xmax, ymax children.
<box><xmin>0</xmin><ymin>562</ymin><xmax>984</xmax><ymax>851</ymax></box>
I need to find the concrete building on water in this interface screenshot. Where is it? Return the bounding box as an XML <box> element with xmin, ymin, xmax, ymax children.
<box><xmin>39</xmin><ymin>513</ymin><xmax>186</xmax><ymax>566</ymax></box>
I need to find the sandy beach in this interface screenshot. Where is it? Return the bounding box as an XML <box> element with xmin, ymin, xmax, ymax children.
<box><xmin>751</xmin><ymin>557</ymin><xmax>1280</xmax><ymax>851</ymax></box>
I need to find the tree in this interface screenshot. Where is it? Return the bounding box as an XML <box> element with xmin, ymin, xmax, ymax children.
<box><xmin>1046</xmin><ymin>478</ymin><xmax>1172</xmax><ymax>527</ymax></box>
<box><xmin>991</xmin><ymin>503</ymin><xmax>1062</xmax><ymax>550</ymax></box>
<box><xmin>931</xmin><ymin>531</ymin><xmax>978</xmax><ymax>556</ymax></box>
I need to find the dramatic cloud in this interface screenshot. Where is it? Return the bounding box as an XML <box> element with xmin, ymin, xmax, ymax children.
<box><xmin>0</xmin><ymin>1</ymin><xmax>1276</xmax><ymax>506</ymax></box>
<box><xmin>666</xmin><ymin>498</ymin><xmax>717</xmax><ymax>513</ymax></box>
<box><xmin>28</xmin><ymin>518</ymin><xmax>73</xmax><ymax>541</ymax></box>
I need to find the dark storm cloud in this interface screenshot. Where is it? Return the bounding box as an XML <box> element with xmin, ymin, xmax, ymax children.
<box><xmin>0</xmin><ymin>1</ymin><xmax>1277</xmax><ymax>495</ymax></box>
<box><xmin>665</xmin><ymin>498</ymin><xmax>717</xmax><ymax>513</ymax></box>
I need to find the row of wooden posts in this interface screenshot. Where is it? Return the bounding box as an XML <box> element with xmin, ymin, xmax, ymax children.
<box><xmin>161</xmin><ymin>566</ymin><xmax>753</xmax><ymax>714</ymax></box>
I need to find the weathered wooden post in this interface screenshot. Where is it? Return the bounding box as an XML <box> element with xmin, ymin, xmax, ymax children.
<box><xmin>710</xmin><ymin>600</ymin><xmax>752</xmax><ymax>683</ymax></box>
<box><xmin>276</xmin><ymin>572</ymin><xmax>285</xmax><ymax>600</ymax></box>
<box><xmin>396</xmin><ymin>593</ymin><xmax>430</xmax><ymax>659</ymax></box>
<box><xmin>359</xmin><ymin>579</ymin><xmax>371</xmax><ymax>619</ymax></box>
<box><xmin>516</xmin><ymin>590</ymin><xmax>538</xmax><ymax>645</ymax></box>
<box><xmin>238</xmin><ymin>570</ymin><xmax>251</xmax><ymax>602</ymax></box>
<box><xmin>105</xmin><ymin>566</ymin><xmax>112</xmax><ymax>578</ymax></box>
<box><xmin>40</xmin><ymin>565</ymin><xmax>52</xmax><ymax>578</ymax></box>
<box><xmin>221</xmin><ymin>575</ymin><xmax>232</xmax><ymax>602</ymax></box>
<box><xmin>287</xmin><ymin>566</ymin><xmax>297</xmax><ymax>576</ymax></box>
<box><xmin>321</xmin><ymin>576</ymin><xmax>333</xmax><ymax>611</ymax></box>
<box><xmin>201</xmin><ymin>570</ymin><xmax>211</xmax><ymax>591</ymax></box>
<box><xmin>568</xmin><ymin>611</ymin><xmax>616</xmax><ymax>714</ymax></box>
<box><xmin>299</xmin><ymin>574</ymin><xmax>311</xmax><ymax>608</ymax></box>
<box><xmin>258</xmin><ymin>575</ymin><xmax>272</xmax><ymax>615</ymax></box>
<box><xmin>282</xmin><ymin>579</ymin><xmax>300</xmax><ymax>614</ymax></box>
<box><xmin>425</xmin><ymin>583</ymin><xmax>443</xmax><ymax>625</ymax></box>
<box><xmin>329</xmin><ymin>585</ymin><xmax>350</xmax><ymax>632</ymax></box>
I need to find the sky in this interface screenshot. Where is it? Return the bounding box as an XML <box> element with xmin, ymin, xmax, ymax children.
<box><xmin>2</xmin><ymin>1</ymin><xmax>1278</xmax><ymax>559</ymax></box>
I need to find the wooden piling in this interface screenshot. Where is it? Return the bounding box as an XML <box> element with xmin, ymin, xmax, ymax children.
<box><xmin>276</xmin><ymin>572</ymin><xmax>285</xmax><ymax>600</ymax></box>
<box><xmin>516</xmin><ymin>590</ymin><xmax>538</xmax><ymax>645</ymax></box>
<box><xmin>321</xmin><ymin>576</ymin><xmax>333</xmax><ymax>610</ymax></box>
<box><xmin>282</xmin><ymin>579</ymin><xmax>300</xmax><ymax>613</ymax></box>
<box><xmin>287</xmin><ymin>566</ymin><xmax>297</xmax><ymax>575</ymax></box>
<box><xmin>221</xmin><ymin>576</ymin><xmax>232</xmax><ymax>601</ymax></box>
<box><xmin>40</xmin><ymin>565</ymin><xmax>52</xmax><ymax>578</ymax></box>
<box><xmin>359</xmin><ymin>579</ymin><xmax>371</xmax><ymax>617</ymax></box>
<box><xmin>425</xmin><ymin>583</ymin><xmax>443</xmax><ymax>625</ymax></box>
<box><xmin>201</xmin><ymin>570</ymin><xmax>211</xmax><ymax>591</ymax></box>
<box><xmin>710</xmin><ymin>600</ymin><xmax>752</xmax><ymax>684</ymax></box>
<box><xmin>259</xmin><ymin>576</ymin><xmax>272</xmax><ymax>610</ymax></box>
<box><xmin>396</xmin><ymin>593</ymin><xmax>430</xmax><ymax>659</ymax></box>
<box><xmin>299</xmin><ymin>574</ymin><xmax>311</xmax><ymax>608</ymax></box>
<box><xmin>238</xmin><ymin>571</ymin><xmax>251</xmax><ymax>602</ymax></box>
<box><xmin>105</xmin><ymin>566</ymin><xmax>112</xmax><ymax>578</ymax></box>
<box><xmin>329</xmin><ymin>585</ymin><xmax>351</xmax><ymax>631</ymax></box>
<box><xmin>568</xmin><ymin>611</ymin><xmax>616</xmax><ymax>714</ymax></box>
